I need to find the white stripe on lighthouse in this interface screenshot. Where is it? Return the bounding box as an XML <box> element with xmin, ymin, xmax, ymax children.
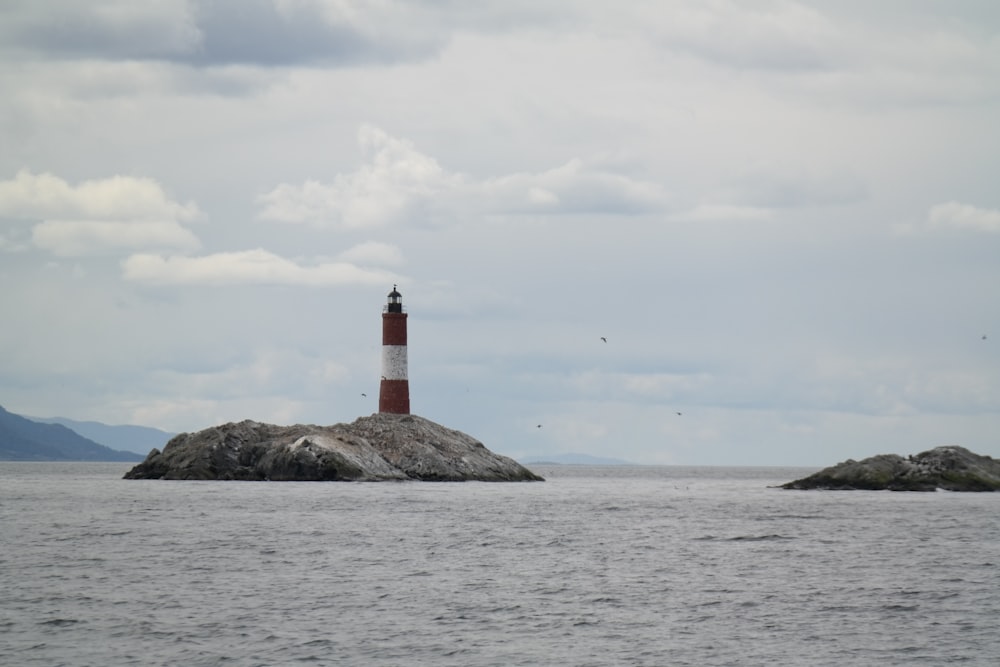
<box><xmin>381</xmin><ymin>345</ymin><xmax>408</xmax><ymax>380</ymax></box>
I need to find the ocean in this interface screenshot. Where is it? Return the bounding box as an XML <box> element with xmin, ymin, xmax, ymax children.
<box><xmin>2</xmin><ymin>462</ymin><xmax>998</xmax><ymax>666</ymax></box>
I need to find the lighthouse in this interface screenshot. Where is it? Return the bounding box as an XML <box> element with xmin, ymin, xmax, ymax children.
<box><xmin>379</xmin><ymin>285</ymin><xmax>410</xmax><ymax>414</ymax></box>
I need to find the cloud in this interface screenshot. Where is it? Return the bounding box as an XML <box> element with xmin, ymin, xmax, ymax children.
<box><xmin>477</xmin><ymin>157</ymin><xmax>667</xmax><ymax>215</ymax></box>
<box><xmin>5</xmin><ymin>2</ymin><xmax>998</xmax><ymax>110</ymax></box>
<box><xmin>722</xmin><ymin>164</ymin><xmax>868</xmax><ymax>209</ymax></box>
<box><xmin>121</xmin><ymin>248</ymin><xmax>400</xmax><ymax>287</ymax></box>
<box><xmin>151</xmin><ymin>347</ymin><xmax>352</xmax><ymax>400</ymax></box>
<box><xmin>927</xmin><ymin>201</ymin><xmax>1000</xmax><ymax>233</ymax></box>
<box><xmin>1</xmin><ymin>1</ymin><xmax>570</xmax><ymax>69</ymax></box>
<box><xmin>258</xmin><ymin>125</ymin><xmax>461</xmax><ymax>228</ymax></box>
<box><xmin>0</xmin><ymin>169</ymin><xmax>200</xmax><ymax>221</ymax></box>
<box><xmin>0</xmin><ymin>0</ymin><xmax>201</xmax><ymax>61</ymax></box>
<box><xmin>187</xmin><ymin>0</ymin><xmax>448</xmax><ymax>67</ymax></box>
<box><xmin>0</xmin><ymin>0</ymin><xmax>455</xmax><ymax>68</ymax></box>
<box><xmin>639</xmin><ymin>0</ymin><xmax>838</xmax><ymax>71</ymax></box>
<box><xmin>335</xmin><ymin>241</ymin><xmax>404</xmax><ymax>267</ymax></box>
<box><xmin>622</xmin><ymin>1</ymin><xmax>1000</xmax><ymax>107</ymax></box>
<box><xmin>32</xmin><ymin>220</ymin><xmax>201</xmax><ymax>257</ymax></box>
<box><xmin>672</xmin><ymin>164</ymin><xmax>867</xmax><ymax>223</ymax></box>
<box><xmin>7</xmin><ymin>59</ymin><xmax>280</xmax><ymax>101</ymax></box>
<box><xmin>258</xmin><ymin>125</ymin><xmax>667</xmax><ymax>228</ymax></box>
<box><xmin>0</xmin><ymin>170</ymin><xmax>202</xmax><ymax>256</ymax></box>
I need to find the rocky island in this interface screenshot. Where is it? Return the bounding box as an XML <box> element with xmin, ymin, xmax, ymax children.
<box><xmin>124</xmin><ymin>413</ymin><xmax>543</xmax><ymax>482</ymax></box>
<box><xmin>781</xmin><ymin>445</ymin><xmax>1000</xmax><ymax>491</ymax></box>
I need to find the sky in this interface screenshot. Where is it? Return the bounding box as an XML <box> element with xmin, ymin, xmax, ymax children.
<box><xmin>1</xmin><ymin>0</ymin><xmax>998</xmax><ymax>466</ymax></box>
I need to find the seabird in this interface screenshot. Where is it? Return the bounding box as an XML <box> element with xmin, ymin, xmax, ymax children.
<box><xmin>676</xmin><ymin>412</ymin><xmax>682</xmax><ymax>416</ymax></box>
<box><xmin>537</xmin><ymin>424</ymin><xmax>542</xmax><ymax>428</ymax></box>
<box><xmin>600</xmin><ymin>337</ymin><xmax>607</xmax><ymax>343</ymax></box>
<box><xmin>361</xmin><ymin>393</ymin><xmax>367</xmax><ymax>397</ymax></box>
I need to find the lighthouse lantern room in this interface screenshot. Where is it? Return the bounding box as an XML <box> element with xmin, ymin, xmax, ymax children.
<box><xmin>379</xmin><ymin>285</ymin><xmax>410</xmax><ymax>414</ymax></box>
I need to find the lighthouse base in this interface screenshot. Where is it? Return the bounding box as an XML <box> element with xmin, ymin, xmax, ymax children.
<box><xmin>379</xmin><ymin>379</ymin><xmax>410</xmax><ymax>414</ymax></box>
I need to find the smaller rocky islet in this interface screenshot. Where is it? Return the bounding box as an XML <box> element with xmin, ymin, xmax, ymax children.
<box><xmin>781</xmin><ymin>445</ymin><xmax>1000</xmax><ymax>491</ymax></box>
<box><xmin>124</xmin><ymin>413</ymin><xmax>543</xmax><ymax>482</ymax></box>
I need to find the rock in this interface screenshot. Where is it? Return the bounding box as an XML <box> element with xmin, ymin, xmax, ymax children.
<box><xmin>123</xmin><ymin>413</ymin><xmax>544</xmax><ymax>482</ymax></box>
<box><xmin>780</xmin><ymin>446</ymin><xmax>1000</xmax><ymax>491</ymax></box>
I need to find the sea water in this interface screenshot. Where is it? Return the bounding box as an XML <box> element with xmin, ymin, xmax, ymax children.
<box><xmin>1</xmin><ymin>462</ymin><xmax>998</xmax><ymax>666</ymax></box>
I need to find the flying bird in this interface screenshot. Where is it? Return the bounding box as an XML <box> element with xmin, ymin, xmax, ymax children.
<box><xmin>537</xmin><ymin>424</ymin><xmax>542</xmax><ymax>428</ymax></box>
<box><xmin>676</xmin><ymin>412</ymin><xmax>682</xmax><ymax>416</ymax></box>
<box><xmin>983</xmin><ymin>335</ymin><xmax>988</xmax><ymax>340</ymax></box>
<box><xmin>361</xmin><ymin>393</ymin><xmax>367</xmax><ymax>397</ymax></box>
<box><xmin>600</xmin><ymin>337</ymin><xmax>607</xmax><ymax>343</ymax></box>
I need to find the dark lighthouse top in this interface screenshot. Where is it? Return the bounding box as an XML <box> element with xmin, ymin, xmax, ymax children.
<box><xmin>385</xmin><ymin>285</ymin><xmax>403</xmax><ymax>313</ymax></box>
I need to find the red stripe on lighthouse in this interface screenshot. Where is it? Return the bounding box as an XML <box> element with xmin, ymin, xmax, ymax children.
<box><xmin>382</xmin><ymin>314</ymin><xmax>407</xmax><ymax>346</ymax></box>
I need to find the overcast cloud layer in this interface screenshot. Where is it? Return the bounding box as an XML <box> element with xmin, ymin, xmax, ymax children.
<box><xmin>2</xmin><ymin>1</ymin><xmax>998</xmax><ymax>465</ymax></box>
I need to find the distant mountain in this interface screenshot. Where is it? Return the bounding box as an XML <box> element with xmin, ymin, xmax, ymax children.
<box><xmin>0</xmin><ymin>405</ymin><xmax>144</xmax><ymax>462</ymax></box>
<box><xmin>520</xmin><ymin>453</ymin><xmax>637</xmax><ymax>465</ymax></box>
<box><xmin>29</xmin><ymin>416</ymin><xmax>174</xmax><ymax>455</ymax></box>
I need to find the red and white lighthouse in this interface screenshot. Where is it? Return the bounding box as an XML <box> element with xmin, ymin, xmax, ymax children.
<box><xmin>379</xmin><ymin>285</ymin><xmax>410</xmax><ymax>414</ymax></box>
